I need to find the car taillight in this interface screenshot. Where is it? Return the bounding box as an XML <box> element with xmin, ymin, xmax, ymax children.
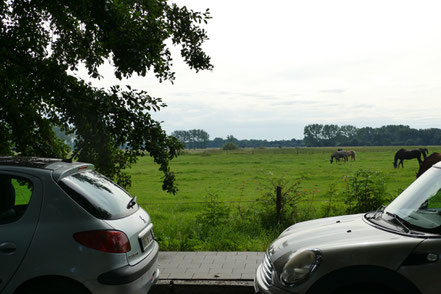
<box><xmin>73</xmin><ymin>230</ymin><xmax>131</xmax><ymax>253</ymax></box>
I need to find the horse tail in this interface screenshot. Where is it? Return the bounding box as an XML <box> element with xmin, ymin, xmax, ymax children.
<box><xmin>417</xmin><ymin>154</ymin><xmax>423</xmax><ymax>166</ymax></box>
<box><xmin>417</xmin><ymin>155</ymin><xmax>427</xmax><ymax>178</ymax></box>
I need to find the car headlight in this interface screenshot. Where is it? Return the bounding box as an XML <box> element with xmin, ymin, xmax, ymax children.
<box><xmin>280</xmin><ymin>249</ymin><xmax>321</xmax><ymax>286</ymax></box>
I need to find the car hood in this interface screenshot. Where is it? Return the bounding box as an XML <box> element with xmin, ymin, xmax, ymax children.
<box><xmin>268</xmin><ymin>214</ymin><xmax>422</xmax><ymax>269</ymax></box>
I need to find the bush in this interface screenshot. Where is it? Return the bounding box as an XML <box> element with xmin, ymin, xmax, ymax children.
<box><xmin>256</xmin><ymin>172</ymin><xmax>306</xmax><ymax>228</ymax></box>
<box><xmin>321</xmin><ymin>183</ymin><xmax>345</xmax><ymax>217</ymax></box>
<box><xmin>196</xmin><ymin>192</ymin><xmax>230</xmax><ymax>234</ymax></box>
<box><xmin>222</xmin><ymin>142</ymin><xmax>239</xmax><ymax>150</ymax></box>
<box><xmin>343</xmin><ymin>169</ymin><xmax>389</xmax><ymax>214</ymax></box>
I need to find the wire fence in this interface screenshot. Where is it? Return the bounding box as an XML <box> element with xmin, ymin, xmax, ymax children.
<box><xmin>137</xmin><ymin>185</ymin><xmax>348</xmax><ymax>225</ymax></box>
<box><xmin>138</xmin><ymin>198</ymin><xmax>346</xmax><ymax>207</ymax></box>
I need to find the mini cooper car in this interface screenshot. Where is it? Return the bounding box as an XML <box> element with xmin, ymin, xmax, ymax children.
<box><xmin>0</xmin><ymin>157</ymin><xmax>159</xmax><ymax>294</ymax></box>
<box><xmin>255</xmin><ymin>161</ymin><xmax>441</xmax><ymax>294</ymax></box>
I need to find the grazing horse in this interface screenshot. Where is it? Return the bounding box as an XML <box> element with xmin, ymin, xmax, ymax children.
<box><xmin>393</xmin><ymin>149</ymin><xmax>423</xmax><ymax>168</ymax></box>
<box><xmin>416</xmin><ymin>152</ymin><xmax>441</xmax><ymax>178</ymax></box>
<box><xmin>337</xmin><ymin>149</ymin><xmax>356</xmax><ymax>160</ymax></box>
<box><xmin>419</xmin><ymin>148</ymin><xmax>429</xmax><ymax>159</ymax></box>
<box><xmin>330</xmin><ymin>151</ymin><xmax>348</xmax><ymax>164</ymax></box>
<box><xmin>347</xmin><ymin>150</ymin><xmax>356</xmax><ymax>161</ymax></box>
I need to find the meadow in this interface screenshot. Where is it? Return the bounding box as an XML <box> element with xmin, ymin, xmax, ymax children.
<box><xmin>127</xmin><ymin>146</ymin><xmax>440</xmax><ymax>251</ymax></box>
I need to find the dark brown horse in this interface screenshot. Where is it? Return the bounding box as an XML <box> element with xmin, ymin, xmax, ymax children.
<box><xmin>393</xmin><ymin>149</ymin><xmax>423</xmax><ymax>168</ymax></box>
<box><xmin>416</xmin><ymin>152</ymin><xmax>441</xmax><ymax>178</ymax></box>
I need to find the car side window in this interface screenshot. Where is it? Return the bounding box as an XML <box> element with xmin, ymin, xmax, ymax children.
<box><xmin>0</xmin><ymin>175</ymin><xmax>33</xmax><ymax>224</ymax></box>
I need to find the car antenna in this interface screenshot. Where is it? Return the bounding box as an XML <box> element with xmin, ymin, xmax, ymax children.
<box><xmin>62</xmin><ymin>147</ymin><xmax>83</xmax><ymax>163</ymax></box>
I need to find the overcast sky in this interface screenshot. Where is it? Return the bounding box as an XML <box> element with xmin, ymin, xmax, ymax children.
<box><xmin>81</xmin><ymin>0</ymin><xmax>441</xmax><ymax>140</ymax></box>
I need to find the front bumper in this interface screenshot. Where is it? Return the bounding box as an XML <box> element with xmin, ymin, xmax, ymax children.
<box><xmin>254</xmin><ymin>264</ymin><xmax>269</xmax><ymax>293</ymax></box>
<box><xmin>254</xmin><ymin>264</ymin><xmax>288</xmax><ymax>294</ymax></box>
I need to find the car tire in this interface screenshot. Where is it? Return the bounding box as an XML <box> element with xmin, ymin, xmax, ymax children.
<box><xmin>16</xmin><ymin>278</ymin><xmax>90</xmax><ymax>294</ymax></box>
<box><xmin>335</xmin><ymin>283</ymin><xmax>397</xmax><ymax>294</ymax></box>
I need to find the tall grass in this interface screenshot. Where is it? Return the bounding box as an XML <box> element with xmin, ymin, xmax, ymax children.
<box><xmin>127</xmin><ymin>146</ymin><xmax>440</xmax><ymax>250</ymax></box>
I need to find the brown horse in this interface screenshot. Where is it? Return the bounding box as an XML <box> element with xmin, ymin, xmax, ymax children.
<box><xmin>337</xmin><ymin>149</ymin><xmax>356</xmax><ymax>160</ymax></box>
<box><xmin>393</xmin><ymin>149</ymin><xmax>423</xmax><ymax>168</ymax></box>
<box><xmin>346</xmin><ymin>150</ymin><xmax>356</xmax><ymax>161</ymax></box>
<box><xmin>416</xmin><ymin>152</ymin><xmax>441</xmax><ymax>178</ymax></box>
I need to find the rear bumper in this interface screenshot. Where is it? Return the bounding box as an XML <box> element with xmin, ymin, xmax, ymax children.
<box><xmin>98</xmin><ymin>241</ymin><xmax>159</xmax><ymax>285</ymax></box>
<box><xmin>84</xmin><ymin>241</ymin><xmax>159</xmax><ymax>294</ymax></box>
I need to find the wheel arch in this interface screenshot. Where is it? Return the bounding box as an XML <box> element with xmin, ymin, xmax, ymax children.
<box><xmin>14</xmin><ymin>275</ymin><xmax>91</xmax><ymax>294</ymax></box>
<box><xmin>306</xmin><ymin>265</ymin><xmax>421</xmax><ymax>294</ymax></box>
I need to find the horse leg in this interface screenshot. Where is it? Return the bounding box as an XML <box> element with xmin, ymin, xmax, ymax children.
<box><xmin>399</xmin><ymin>159</ymin><xmax>404</xmax><ymax>168</ymax></box>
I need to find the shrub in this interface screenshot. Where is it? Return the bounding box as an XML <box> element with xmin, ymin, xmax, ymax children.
<box><xmin>196</xmin><ymin>192</ymin><xmax>230</xmax><ymax>233</ymax></box>
<box><xmin>343</xmin><ymin>169</ymin><xmax>389</xmax><ymax>214</ymax></box>
<box><xmin>256</xmin><ymin>172</ymin><xmax>306</xmax><ymax>228</ymax></box>
<box><xmin>222</xmin><ymin>142</ymin><xmax>239</xmax><ymax>150</ymax></box>
<box><xmin>321</xmin><ymin>183</ymin><xmax>345</xmax><ymax>217</ymax></box>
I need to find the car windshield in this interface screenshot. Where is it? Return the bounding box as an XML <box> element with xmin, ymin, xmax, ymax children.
<box><xmin>59</xmin><ymin>170</ymin><xmax>138</xmax><ymax>220</ymax></box>
<box><xmin>385</xmin><ymin>167</ymin><xmax>441</xmax><ymax>233</ymax></box>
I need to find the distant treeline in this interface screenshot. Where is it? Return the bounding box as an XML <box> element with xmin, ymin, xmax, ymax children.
<box><xmin>303</xmin><ymin>124</ymin><xmax>441</xmax><ymax>147</ymax></box>
<box><xmin>207</xmin><ymin>137</ymin><xmax>304</xmax><ymax>149</ymax></box>
<box><xmin>171</xmin><ymin>130</ymin><xmax>304</xmax><ymax>149</ymax></box>
<box><xmin>172</xmin><ymin>125</ymin><xmax>441</xmax><ymax>149</ymax></box>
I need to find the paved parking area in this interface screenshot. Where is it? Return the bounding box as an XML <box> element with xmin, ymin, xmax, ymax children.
<box><xmin>158</xmin><ymin>251</ymin><xmax>265</xmax><ymax>281</ymax></box>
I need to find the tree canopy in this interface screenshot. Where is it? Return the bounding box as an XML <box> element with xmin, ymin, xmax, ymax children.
<box><xmin>0</xmin><ymin>0</ymin><xmax>213</xmax><ymax>193</ymax></box>
<box><xmin>303</xmin><ymin>124</ymin><xmax>441</xmax><ymax>147</ymax></box>
<box><xmin>171</xmin><ymin>129</ymin><xmax>209</xmax><ymax>149</ymax></box>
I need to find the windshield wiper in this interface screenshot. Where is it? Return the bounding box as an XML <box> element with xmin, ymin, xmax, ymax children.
<box><xmin>366</xmin><ymin>205</ymin><xmax>385</xmax><ymax>219</ymax></box>
<box><xmin>385</xmin><ymin>211</ymin><xmax>411</xmax><ymax>233</ymax></box>
<box><xmin>127</xmin><ymin>195</ymin><xmax>137</xmax><ymax>209</ymax></box>
<box><xmin>374</xmin><ymin>205</ymin><xmax>385</xmax><ymax>219</ymax></box>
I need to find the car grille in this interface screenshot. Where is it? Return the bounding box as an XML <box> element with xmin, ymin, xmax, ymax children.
<box><xmin>261</xmin><ymin>253</ymin><xmax>274</xmax><ymax>287</ymax></box>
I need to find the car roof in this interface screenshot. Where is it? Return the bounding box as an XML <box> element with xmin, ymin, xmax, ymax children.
<box><xmin>0</xmin><ymin>156</ymin><xmax>63</xmax><ymax>168</ymax></box>
<box><xmin>0</xmin><ymin>156</ymin><xmax>94</xmax><ymax>181</ymax></box>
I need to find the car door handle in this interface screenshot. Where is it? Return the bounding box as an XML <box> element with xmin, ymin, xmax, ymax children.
<box><xmin>0</xmin><ymin>242</ymin><xmax>16</xmax><ymax>254</ymax></box>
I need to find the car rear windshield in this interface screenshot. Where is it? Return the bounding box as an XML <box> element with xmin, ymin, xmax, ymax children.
<box><xmin>58</xmin><ymin>170</ymin><xmax>138</xmax><ymax>220</ymax></box>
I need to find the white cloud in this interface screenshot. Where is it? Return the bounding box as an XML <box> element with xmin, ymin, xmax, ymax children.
<box><xmin>78</xmin><ymin>0</ymin><xmax>441</xmax><ymax>140</ymax></box>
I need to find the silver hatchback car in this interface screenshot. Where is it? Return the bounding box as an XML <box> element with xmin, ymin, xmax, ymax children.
<box><xmin>255</xmin><ymin>162</ymin><xmax>441</xmax><ymax>294</ymax></box>
<box><xmin>0</xmin><ymin>157</ymin><xmax>159</xmax><ymax>294</ymax></box>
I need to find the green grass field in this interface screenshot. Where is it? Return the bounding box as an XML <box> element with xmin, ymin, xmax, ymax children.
<box><xmin>127</xmin><ymin>146</ymin><xmax>440</xmax><ymax>251</ymax></box>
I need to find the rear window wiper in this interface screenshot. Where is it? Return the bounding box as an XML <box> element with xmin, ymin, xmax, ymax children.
<box><xmin>127</xmin><ymin>196</ymin><xmax>137</xmax><ymax>209</ymax></box>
